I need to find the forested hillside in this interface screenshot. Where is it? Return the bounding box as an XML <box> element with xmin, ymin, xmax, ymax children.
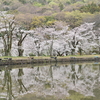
<box><xmin>0</xmin><ymin>0</ymin><xmax>100</xmax><ymax>29</ymax></box>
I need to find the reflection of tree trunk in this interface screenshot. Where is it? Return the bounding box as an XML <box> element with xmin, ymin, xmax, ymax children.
<box><xmin>37</xmin><ymin>67</ymin><xmax>39</xmax><ymax>72</ymax></box>
<box><xmin>71</xmin><ymin>64</ymin><xmax>78</xmax><ymax>85</ymax></box>
<box><xmin>18</xmin><ymin>69</ymin><xmax>27</xmax><ymax>93</ymax></box>
<box><xmin>50</xmin><ymin>66</ymin><xmax>53</xmax><ymax>80</ymax></box>
<box><xmin>49</xmin><ymin>65</ymin><xmax>54</xmax><ymax>88</ymax></box>
<box><xmin>18</xmin><ymin>69</ymin><xmax>24</xmax><ymax>76</ymax></box>
<box><xmin>2</xmin><ymin>67</ymin><xmax>14</xmax><ymax>100</ymax></box>
<box><xmin>78</xmin><ymin>65</ymin><xmax>82</xmax><ymax>73</ymax></box>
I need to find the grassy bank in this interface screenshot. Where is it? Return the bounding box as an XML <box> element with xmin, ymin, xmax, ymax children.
<box><xmin>0</xmin><ymin>55</ymin><xmax>100</xmax><ymax>60</ymax></box>
<box><xmin>0</xmin><ymin>55</ymin><xmax>99</xmax><ymax>66</ymax></box>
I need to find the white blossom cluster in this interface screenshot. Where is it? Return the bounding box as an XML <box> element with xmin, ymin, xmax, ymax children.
<box><xmin>22</xmin><ymin>22</ymin><xmax>99</xmax><ymax>56</ymax></box>
<box><xmin>0</xmin><ymin>12</ymin><xmax>99</xmax><ymax>56</ymax></box>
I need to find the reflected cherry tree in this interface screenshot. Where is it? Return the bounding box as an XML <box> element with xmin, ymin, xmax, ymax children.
<box><xmin>0</xmin><ymin>63</ymin><xmax>100</xmax><ymax>100</ymax></box>
<box><xmin>17</xmin><ymin>69</ymin><xmax>27</xmax><ymax>93</ymax></box>
<box><xmin>1</xmin><ymin>66</ymin><xmax>14</xmax><ymax>100</ymax></box>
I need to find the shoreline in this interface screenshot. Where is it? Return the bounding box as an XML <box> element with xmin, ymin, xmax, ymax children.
<box><xmin>0</xmin><ymin>56</ymin><xmax>100</xmax><ymax>66</ymax></box>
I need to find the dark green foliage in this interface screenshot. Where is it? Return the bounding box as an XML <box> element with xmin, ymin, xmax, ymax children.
<box><xmin>3</xmin><ymin>7</ymin><xmax>10</xmax><ymax>11</ymax></box>
<box><xmin>39</xmin><ymin>0</ymin><xmax>47</xmax><ymax>5</ymax></box>
<box><xmin>59</xmin><ymin>2</ymin><xmax>64</xmax><ymax>11</ymax></box>
<box><xmin>71</xmin><ymin>0</ymin><xmax>76</xmax><ymax>3</ymax></box>
<box><xmin>66</xmin><ymin>1</ymin><xmax>71</xmax><ymax>5</ymax></box>
<box><xmin>29</xmin><ymin>0</ymin><xmax>47</xmax><ymax>5</ymax></box>
<box><xmin>66</xmin><ymin>15</ymin><xmax>83</xmax><ymax>28</ymax></box>
<box><xmin>18</xmin><ymin>0</ymin><xmax>27</xmax><ymax>4</ymax></box>
<box><xmin>44</xmin><ymin>16</ymin><xmax>55</xmax><ymax>26</ymax></box>
<box><xmin>29</xmin><ymin>53</ymin><xmax>35</xmax><ymax>56</ymax></box>
<box><xmin>79</xmin><ymin>2</ymin><xmax>100</xmax><ymax>14</ymax></box>
<box><xmin>3</xmin><ymin>1</ymin><xmax>11</xmax><ymax>5</ymax></box>
<box><xmin>45</xmin><ymin>16</ymin><xmax>55</xmax><ymax>22</ymax></box>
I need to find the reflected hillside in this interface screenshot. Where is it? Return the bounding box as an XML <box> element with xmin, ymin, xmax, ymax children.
<box><xmin>0</xmin><ymin>63</ymin><xmax>100</xmax><ymax>100</ymax></box>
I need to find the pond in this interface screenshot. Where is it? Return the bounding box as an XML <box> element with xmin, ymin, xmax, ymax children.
<box><xmin>0</xmin><ymin>62</ymin><xmax>100</xmax><ymax>100</ymax></box>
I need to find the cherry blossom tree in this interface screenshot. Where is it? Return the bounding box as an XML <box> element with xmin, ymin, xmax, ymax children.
<box><xmin>0</xmin><ymin>12</ymin><xmax>33</xmax><ymax>56</ymax></box>
<box><xmin>0</xmin><ymin>11</ymin><xmax>99</xmax><ymax>56</ymax></box>
<box><xmin>0</xmin><ymin>12</ymin><xmax>16</xmax><ymax>56</ymax></box>
<box><xmin>23</xmin><ymin>22</ymin><xmax>98</xmax><ymax>56</ymax></box>
<box><xmin>66</xmin><ymin>22</ymin><xmax>96</xmax><ymax>55</ymax></box>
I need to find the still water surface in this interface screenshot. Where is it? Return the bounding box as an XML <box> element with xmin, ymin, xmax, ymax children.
<box><xmin>0</xmin><ymin>62</ymin><xmax>100</xmax><ymax>100</ymax></box>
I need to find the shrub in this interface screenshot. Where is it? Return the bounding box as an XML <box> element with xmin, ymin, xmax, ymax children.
<box><xmin>29</xmin><ymin>53</ymin><xmax>35</xmax><ymax>56</ymax></box>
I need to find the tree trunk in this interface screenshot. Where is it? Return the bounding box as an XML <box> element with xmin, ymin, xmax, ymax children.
<box><xmin>79</xmin><ymin>47</ymin><xmax>82</xmax><ymax>55</ymax></box>
<box><xmin>18</xmin><ymin>42</ymin><xmax>24</xmax><ymax>57</ymax></box>
<box><xmin>71</xmin><ymin>49</ymin><xmax>75</xmax><ymax>55</ymax></box>
<box><xmin>50</xmin><ymin>40</ymin><xmax>53</xmax><ymax>56</ymax></box>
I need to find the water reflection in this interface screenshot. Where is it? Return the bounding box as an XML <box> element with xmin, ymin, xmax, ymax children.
<box><xmin>2</xmin><ymin>66</ymin><xmax>14</xmax><ymax>100</ymax></box>
<box><xmin>0</xmin><ymin>63</ymin><xmax>100</xmax><ymax>100</ymax></box>
<box><xmin>18</xmin><ymin>69</ymin><xmax>27</xmax><ymax>93</ymax></box>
